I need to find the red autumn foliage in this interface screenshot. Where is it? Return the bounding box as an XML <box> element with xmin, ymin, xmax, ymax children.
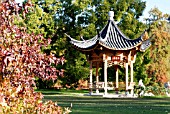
<box><xmin>0</xmin><ymin>0</ymin><xmax>67</xmax><ymax>113</ymax></box>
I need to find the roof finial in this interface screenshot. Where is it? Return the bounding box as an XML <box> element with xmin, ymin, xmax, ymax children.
<box><xmin>108</xmin><ymin>11</ymin><xmax>114</xmax><ymax>20</ymax></box>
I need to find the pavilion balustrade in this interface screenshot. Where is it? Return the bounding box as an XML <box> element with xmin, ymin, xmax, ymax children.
<box><xmin>89</xmin><ymin>82</ymin><xmax>114</xmax><ymax>90</ymax></box>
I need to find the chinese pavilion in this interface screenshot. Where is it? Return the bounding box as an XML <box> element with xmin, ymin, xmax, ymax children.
<box><xmin>66</xmin><ymin>11</ymin><xmax>151</xmax><ymax>97</ymax></box>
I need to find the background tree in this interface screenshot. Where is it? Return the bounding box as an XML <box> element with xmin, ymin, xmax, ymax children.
<box><xmin>15</xmin><ymin>0</ymin><xmax>64</xmax><ymax>88</ymax></box>
<box><xmin>86</xmin><ymin>0</ymin><xmax>147</xmax><ymax>82</ymax></box>
<box><xmin>145</xmin><ymin>7</ymin><xmax>170</xmax><ymax>86</ymax></box>
<box><xmin>20</xmin><ymin>0</ymin><xmax>92</xmax><ymax>88</ymax></box>
<box><xmin>21</xmin><ymin>0</ymin><xmax>147</xmax><ymax>87</ymax></box>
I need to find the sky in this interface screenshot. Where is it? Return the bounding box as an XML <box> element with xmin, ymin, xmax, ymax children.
<box><xmin>140</xmin><ymin>0</ymin><xmax>170</xmax><ymax>21</ymax></box>
<box><xmin>15</xmin><ymin>0</ymin><xmax>170</xmax><ymax>21</ymax></box>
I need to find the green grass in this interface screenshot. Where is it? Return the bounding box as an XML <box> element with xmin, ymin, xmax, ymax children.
<box><xmin>38</xmin><ymin>89</ymin><xmax>170</xmax><ymax>114</ymax></box>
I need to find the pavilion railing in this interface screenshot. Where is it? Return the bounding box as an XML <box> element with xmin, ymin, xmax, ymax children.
<box><xmin>89</xmin><ymin>82</ymin><xmax>115</xmax><ymax>90</ymax></box>
<box><xmin>89</xmin><ymin>82</ymin><xmax>135</xmax><ymax>91</ymax></box>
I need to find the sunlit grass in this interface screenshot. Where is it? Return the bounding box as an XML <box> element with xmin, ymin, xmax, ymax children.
<box><xmin>38</xmin><ymin>89</ymin><xmax>170</xmax><ymax>114</ymax></box>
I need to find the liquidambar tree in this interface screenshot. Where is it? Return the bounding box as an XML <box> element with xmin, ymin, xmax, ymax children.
<box><xmin>0</xmin><ymin>1</ymin><xmax>68</xmax><ymax>113</ymax></box>
<box><xmin>146</xmin><ymin>8</ymin><xmax>170</xmax><ymax>85</ymax></box>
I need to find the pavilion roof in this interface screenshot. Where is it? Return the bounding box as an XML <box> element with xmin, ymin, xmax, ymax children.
<box><xmin>66</xmin><ymin>11</ymin><xmax>150</xmax><ymax>51</ymax></box>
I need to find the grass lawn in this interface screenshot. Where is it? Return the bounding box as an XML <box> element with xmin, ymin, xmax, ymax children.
<box><xmin>37</xmin><ymin>89</ymin><xmax>170</xmax><ymax>114</ymax></box>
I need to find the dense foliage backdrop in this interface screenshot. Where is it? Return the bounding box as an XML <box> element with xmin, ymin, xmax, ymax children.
<box><xmin>14</xmin><ymin>0</ymin><xmax>170</xmax><ymax>88</ymax></box>
<box><xmin>23</xmin><ymin>0</ymin><xmax>148</xmax><ymax>88</ymax></box>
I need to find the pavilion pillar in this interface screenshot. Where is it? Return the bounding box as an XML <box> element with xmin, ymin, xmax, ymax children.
<box><xmin>96</xmin><ymin>63</ymin><xmax>99</xmax><ymax>94</ymax></box>
<box><xmin>89</xmin><ymin>61</ymin><xmax>93</xmax><ymax>95</ymax></box>
<box><xmin>130</xmin><ymin>62</ymin><xmax>134</xmax><ymax>95</ymax></box>
<box><xmin>125</xmin><ymin>62</ymin><xmax>129</xmax><ymax>95</ymax></box>
<box><xmin>115</xmin><ymin>65</ymin><xmax>119</xmax><ymax>94</ymax></box>
<box><xmin>103</xmin><ymin>54</ymin><xmax>108</xmax><ymax>96</ymax></box>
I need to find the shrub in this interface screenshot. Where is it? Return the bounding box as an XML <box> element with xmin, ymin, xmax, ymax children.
<box><xmin>0</xmin><ymin>79</ymin><xmax>63</xmax><ymax>114</ymax></box>
<box><xmin>145</xmin><ymin>85</ymin><xmax>167</xmax><ymax>96</ymax></box>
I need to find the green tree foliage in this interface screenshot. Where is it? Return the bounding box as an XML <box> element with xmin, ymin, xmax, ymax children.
<box><xmin>21</xmin><ymin>0</ymin><xmax>147</xmax><ymax>87</ymax></box>
<box><xmin>23</xmin><ymin>0</ymin><xmax>93</xmax><ymax>88</ymax></box>
<box><xmin>61</xmin><ymin>0</ymin><xmax>147</xmax><ymax>87</ymax></box>
<box><xmin>134</xmin><ymin>50</ymin><xmax>151</xmax><ymax>85</ymax></box>
<box><xmin>112</xmin><ymin>0</ymin><xmax>146</xmax><ymax>39</ymax></box>
<box><xmin>15</xmin><ymin>0</ymin><xmax>63</xmax><ymax>88</ymax></box>
<box><xmin>145</xmin><ymin>8</ymin><xmax>170</xmax><ymax>85</ymax></box>
<box><xmin>16</xmin><ymin>0</ymin><xmax>60</xmax><ymax>38</ymax></box>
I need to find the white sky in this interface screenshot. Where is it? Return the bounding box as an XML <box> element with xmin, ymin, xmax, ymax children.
<box><xmin>15</xmin><ymin>0</ymin><xmax>24</xmax><ymax>3</ymax></box>
<box><xmin>140</xmin><ymin>0</ymin><xmax>170</xmax><ymax>21</ymax></box>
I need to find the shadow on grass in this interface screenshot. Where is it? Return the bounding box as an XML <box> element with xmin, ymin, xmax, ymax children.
<box><xmin>38</xmin><ymin>89</ymin><xmax>170</xmax><ymax>114</ymax></box>
<box><xmin>35</xmin><ymin>88</ymin><xmax>89</xmax><ymax>95</ymax></box>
